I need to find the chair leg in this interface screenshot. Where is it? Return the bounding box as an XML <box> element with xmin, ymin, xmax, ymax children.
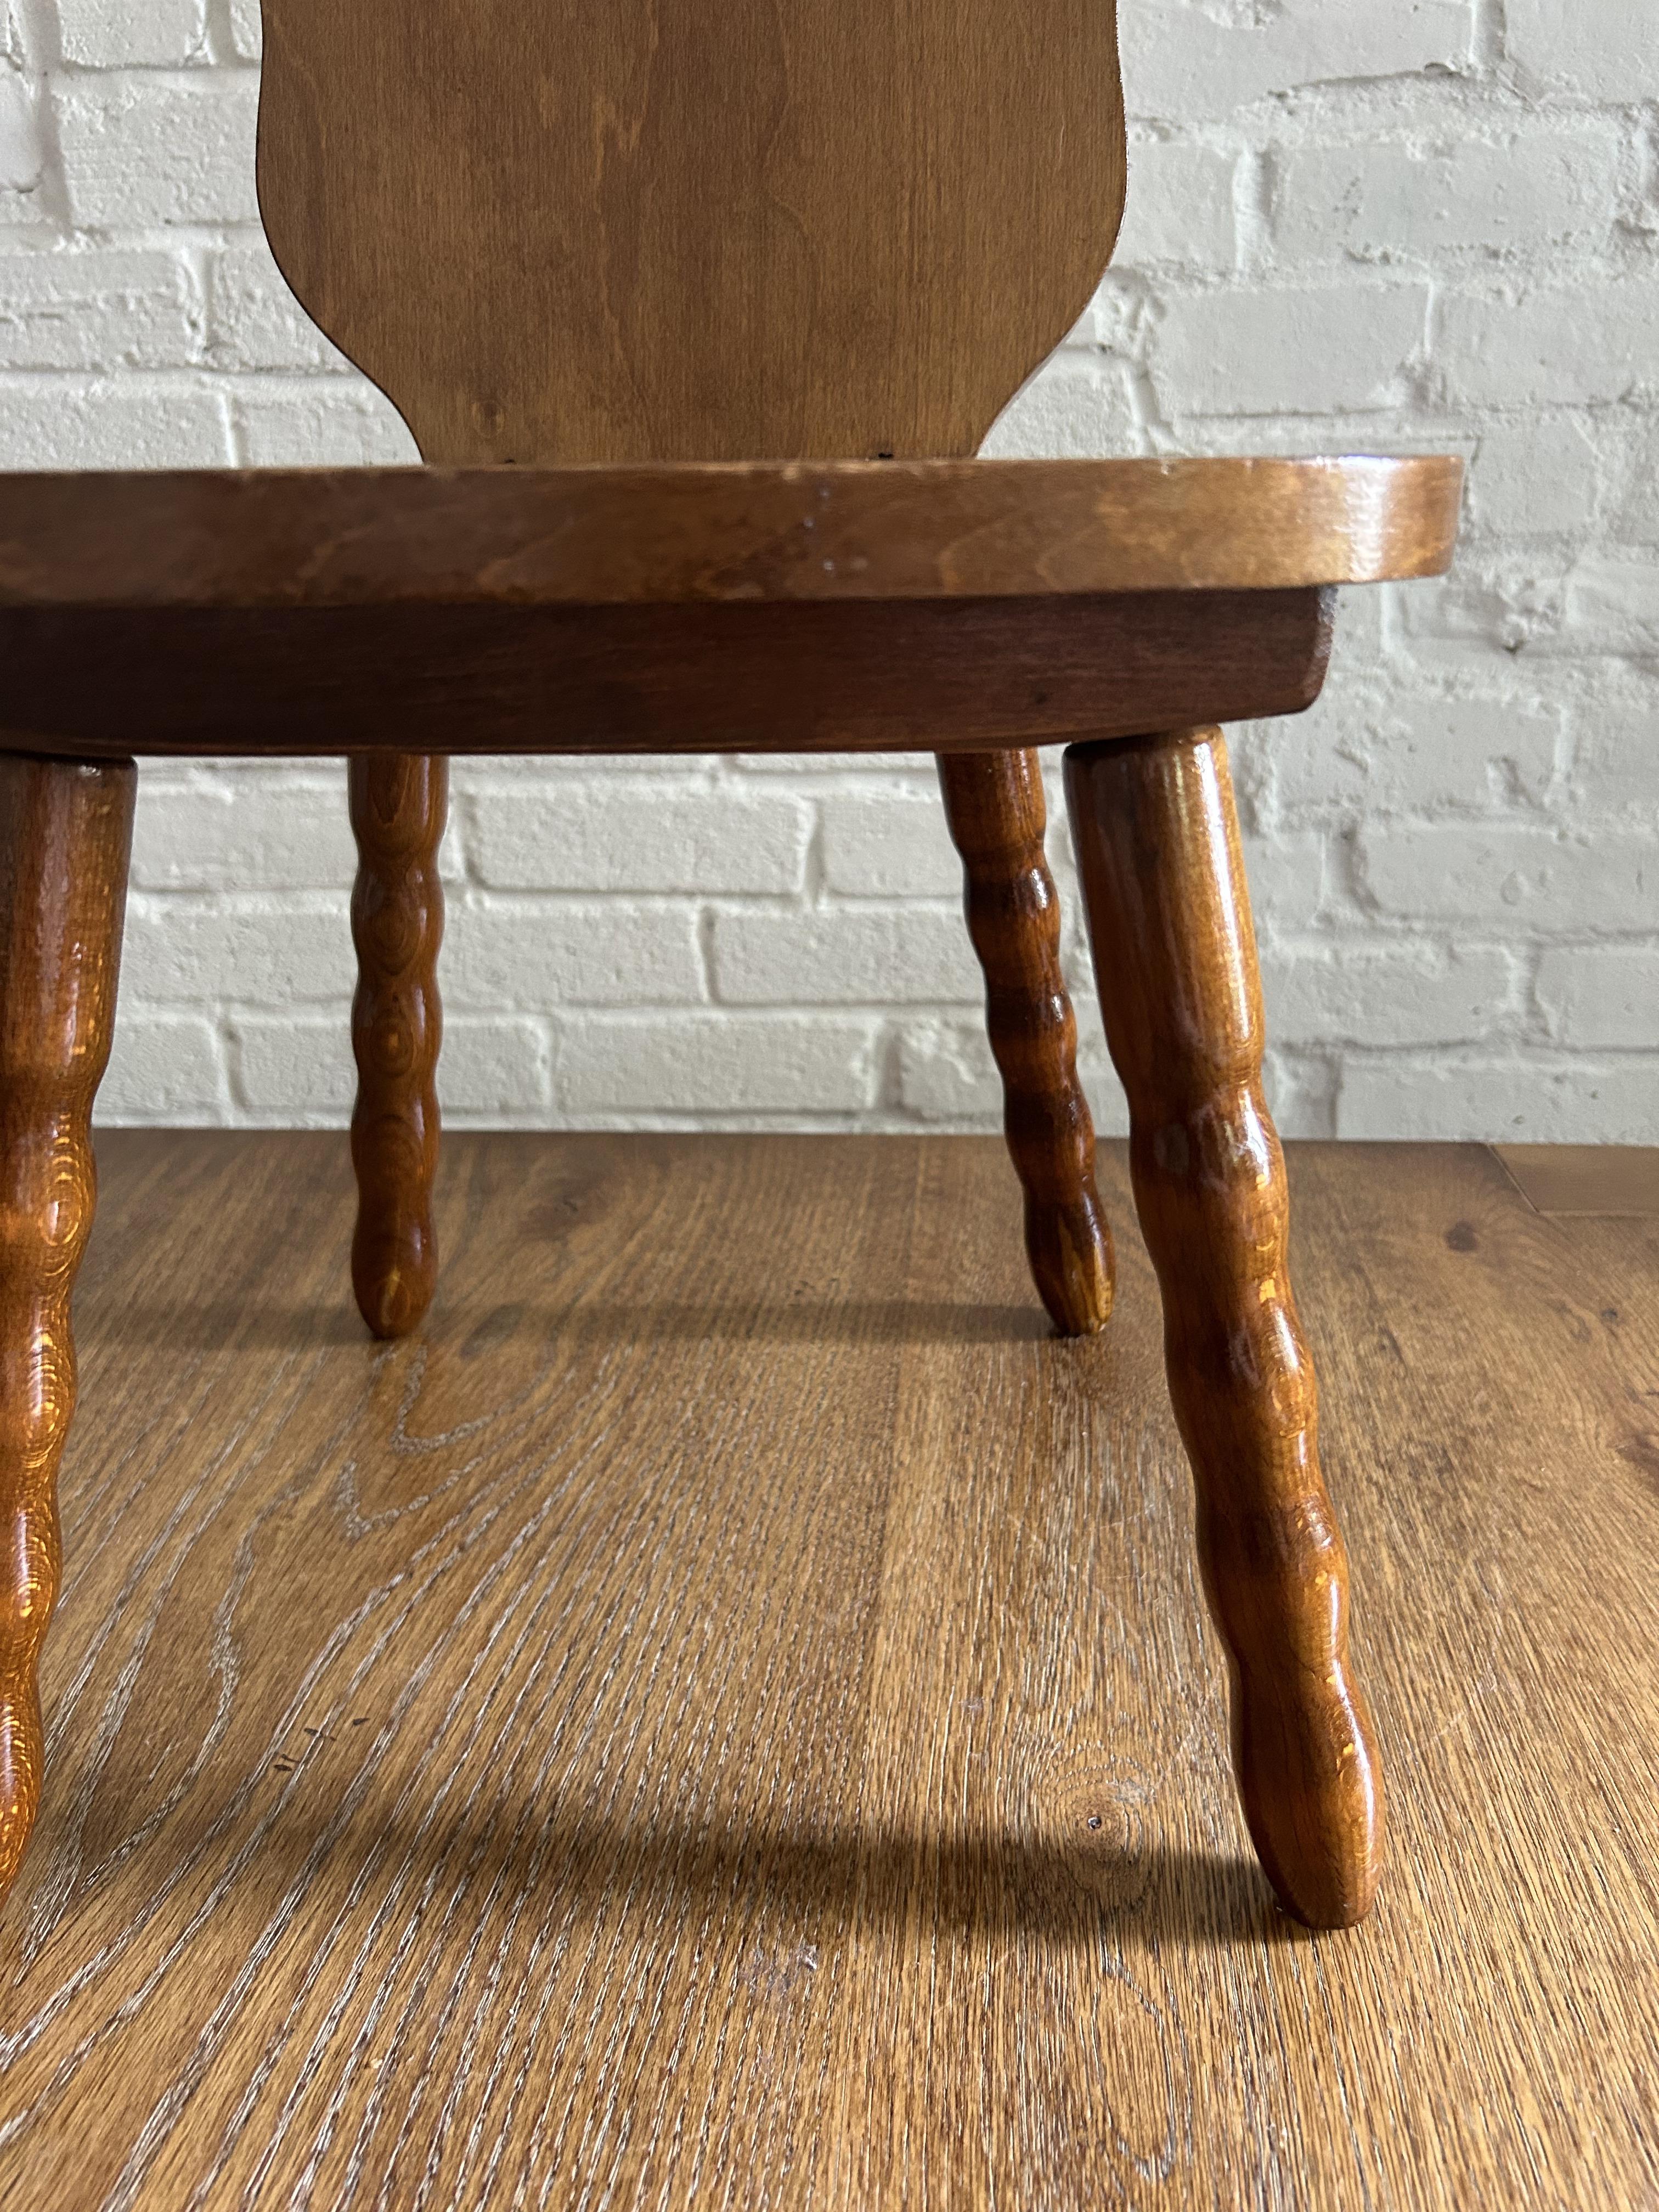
<box><xmin>936</xmin><ymin>749</ymin><xmax>1114</xmax><ymax>1336</ymax></box>
<box><xmin>348</xmin><ymin>753</ymin><xmax>447</xmax><ymax>1339</ymax></box>
<box><xmin>0</xmin><ymin>754</ymin><xmax>134</xmax><ymax>1899</ymax></box>
<box><xmin>1063</xmin><ymin>726</ymin><xmax>1383</xmax><ymax>1929</ymax></box>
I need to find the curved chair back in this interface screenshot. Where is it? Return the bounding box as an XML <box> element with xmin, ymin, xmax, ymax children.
<box><xmin>255</xmin><ymin>0</ymin><xmax>1127</xmax><ymax>464</ymax></box>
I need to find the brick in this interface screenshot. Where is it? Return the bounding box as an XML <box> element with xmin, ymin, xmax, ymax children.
<box><xmin>710</xmin><ymin>905</ymin><xmax>977</xmax><ymax>1005</ymax></box>
<box><xmin>232</xmin><ymin>383</ymin><xmax>420</xmax><ymax>466</ymax></box>
<box><xmin>238</xmin><ymin>1014</ymin><xmax>541</xmax><ymax>1120</ymax></box>
<box><xmin>1119</xmin><ymin>0</ymin><xmax>1472</xmax><ymax>123</ymax></box>
<box><xmin>1107</xmin><ymin>142</ymin><xmax>1237</xmax><ymax>272</ymax></box>
<box><xmin>208</xmin><ymin>244</ymin><xmax>348</xmax><ymax>371</ymax></box>
<box><xmin>98</xmin><ymin>1013</ymin><xmax>228</xmax><ymax>1121</ymax></box>
<box><xmin>439</xmin><ymin>1018</ymin><xmax>550</xmax><ymax>1115</ymax></box>
<box><xmin>558</xmin><ymin>1014</ymin><xmax>877</xmax><ymax>1115</ymax></box>
<box><xmin>228</xmin><ymin>0</ymin><xmax>262</xmax><ymax>59</ymax></box>
<box><xmin>1386</xmin><ymin>571</ymin><xmax>1548</xmax><ymax>672</ymax></box>
<box><xmin>57</xmin><ymin>76</ymin><xmax>260</xmax><ymax>226</ymax></box>
<box><xmin>1610</xmin><ymin>420</ymin><xmax>1659</xmax><ymax>546</ymax></box>
<box><xmin>1270</xmin><ymin>692</ymin><xmax>1561</xmax><ymax>812</ymax></box>
<box><xmin>130</xmin><ymin>775</ymin><xmax>355</xmax><ymax>890</ymax></box>
<box><xmin>1468</xmin><ymin>418</ymin><xmax>1598</xmax><ymax>538</ymax></box>
<box><xmin>1337</xmin><ymin>1058</ymin><xmax>1659</xmax><ymax>1143</ymax></box>
<box><xmin>895</xmin><ymin>1019</ymin><xmax>1000</xmax><ymax>1120</ymax></box>
<box><xmin>0</xmin><ymin>248</ymin><xmax>197</xmax><ymax>367</ymax></box>
<box><xmin>121</xmin><ymin>896</ymin><xmax>353</xmax><ymax>1004</ymax></box>
<box><xmin>0</xmin><ymin>68</ymin><xmax>42</xmax><ymax>195</ymax></box>
<box><xmin>443</xmin><ymin>900</ymin><xmax>704</xmax><ymax>1008</ymax></box>
<box><xmin>820</xmin><ymin>791</ymin><xmax>962</xmax><ymax>896</ymax></box>
<box><xmin>1261</xmin><ymin>1051</ymin><xmax>1338</xmax><ymax>1141</ymax></box>
<box><xmin>1505</xmin><ymin>0</ymin><xmax>1659</xmax><ymax>103</ymax></box>
<box><xmin>0</xmin><ymin>378</ymin><xmax>231</xmax><ymax>464</ymax></box>
<box><xmin>1360</xmin><ymin>824</ymin><xmax>1659</xmax><ymax>932</ymax></box>
<box><xmin>733</xmin><ymin>752</ymin><xmax>934</xmax><ymax>775</ymax></box>
<box><xmin>1262</xmin><ymin>943</ymin><xmax>1512</xmax><ymax>1047</ymax></box>
<box><xmin>1273</xmin><ymin>131</ymin><xmax>1617</xmax><ymax>267</ymax></box>
<box><xmin>1239</xmin><ymin>828</ymin><xmax>1330</xmax><ymax>934</ymax></box>
<box><xmin>1535</xmin><ymin>947</ymin><xmax>1659</xmax><ymax>1050</ymax></box>
<box><xmin>1438</xmin><ymin>284</ymin><xmax>1659</xmax><ymax>408</ymax></box>
<box><xmin>469</xmin><ymin>784</ymin><xmax>809</xmax><ymax>895</ymax></box>
<box><xmin>1567</xmin><ymin>704</ymin><xmax>1659</xmax><ymax>822</ymax></box>
<box><xmin>896</xmin><ymin>1019</ymin><xmax>1128</xmax><ymax>1134</ymax></box>
<box><xmin>1564</xmin><ymin>558</ymin><xmax>1659</xmax><ymax>654</ymax></box>
<box><xmin>233</xmin><ymin>1017</ymin><xmax>351</xmax><ymax>1118</ymax></box>
<box><xmin>978</xmin><ymin>350</ymin><xmax>1138</xmax><ymax>459</ymax></box>
<box><xmin>57</xmin><ymin>0</ymin><xmax>205</xmax><ymax>67</ymax></box>
<box><xmin>1152</xmin><ymin>283</ymin><xmax>1427</xmax><ymax>416</ymax></box>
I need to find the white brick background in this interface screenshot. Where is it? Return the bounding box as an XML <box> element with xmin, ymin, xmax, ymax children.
<box><xmin>3</xmin><ymin>0</ymin><xmax>1656</xmax><ymax>1139</ymax></box>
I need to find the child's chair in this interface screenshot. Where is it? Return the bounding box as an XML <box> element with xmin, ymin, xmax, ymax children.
<box><xmin>0</xmin><ymin>0</ymin><xmax>1462</xmax><ymax>1929</ymax></box>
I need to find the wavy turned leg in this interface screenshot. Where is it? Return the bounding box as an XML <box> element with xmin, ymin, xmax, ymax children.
<box><xmin>1063</xmin><ymin>727</ymin><xmax>1383</xmax><ymax>1928</ymax></box>
<box><xmin>348</xmin><ymin>753</ymin><xmax>447</xmax><ymax>1340</ymax></box>
<box><xmin>936</xmin><ymin>749</ymin><xmax>1114</xmax><ymax>1336</ymax></box>
<box><xmin>0</xmin><ymin>754</ymin><xmax>135</xmax><ymax>1900</ymax></box>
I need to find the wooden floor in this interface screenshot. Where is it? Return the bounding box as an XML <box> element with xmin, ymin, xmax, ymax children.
<box><xmin>1</xmin><ymin>1133</ymin><xmax>1655</xmax><ymax>2210</ymax></box>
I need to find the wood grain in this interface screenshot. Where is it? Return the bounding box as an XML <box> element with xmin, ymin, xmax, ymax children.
<box><xmin>0</xmin><ymin>584</ymin><xmax>1337</xmax><ymax>761</ymax></box>
<box><xmin>1065</xmin><ymin>729</ymin><xmax>1383</xmax><ymax>1928</ymax></box>
<box><xmin>348</xmin><ymin>754</ymin><xmax>447</xmax><ymax>1341</ymax></box>
<box><xmin>937</xmin><ymin>749</ymin><xmax>1113</xmax><ymax>1336</ymax></box>
<box><xmin>0</xmin><ymin>460</ymin><xmax>1463</xmax><ymax>611</ymax></box>
<box><xmin>0</xmin><ymin>1131</ymin><xmax>1653</xmax><ymax>2206</ymax></box>
<box><xmin>1493</xmin><ymin>1143</ymin><xmax>1659</xmax><ymax>1217</ymax></box>
<box><xmin>255</xmin><ymin>0</ymin><xmax>1124</xmax><ymax>462</ymax></box>
<box><xmin>0</xmin><ymin>755</ymin><xmax>133</xmax><ymax>1901</ymax></box>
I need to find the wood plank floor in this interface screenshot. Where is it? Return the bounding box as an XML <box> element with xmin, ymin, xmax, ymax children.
<box><xmin>1</xmin><ymin>1133</ymin><xmax>1655</xmax><ymax>2210</ymax></box>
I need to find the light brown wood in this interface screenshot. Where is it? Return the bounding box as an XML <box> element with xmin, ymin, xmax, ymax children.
<box><xmin>1493</xmin><ymin>1143</ymin><xmax>1659</xmax><ymax>1217</ymax></box>
<box><xmin>0</xmin><ymin>754</ymin><xmax>133</xmax><ymax>1900</ymax></box>
<box><xmin>1065</xmin><ymin>729</ymin><xmax>1383</xmax><ymax>1928</ymax></box>
<box><xmin>255</xmin><ymin>1</ymin><xmax>1126</xmax><ymax>464</ymax></box>
<box><xmin>937</xmin><ymin>749</ymin><xmax>1113</xmax><ymax>1336</ymax></box>
<box><xmin>349</xmin><ymin>754</ymin><xmax>447</xmax><ymax>1340</ymax></box>
<box><xmin>0</xmin><ymin>584</ymin><xmax>1339</xmax><ymax>761</ymax></box>
<box><xmin>0</xmin><ymin>1131</ymin><xmax>1652</xmax><ymax>2204</ymax></box>
<box><xmin>0</xmin><ymin>459</ymin><xmax>1464</xmax><ymax>611</ymax></box>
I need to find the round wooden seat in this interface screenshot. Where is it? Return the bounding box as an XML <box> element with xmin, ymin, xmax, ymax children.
<box><xmin>0</xmin><ymin>454</ymin><xmax>1462</xmax><ymax>763</ymax></box>
<box><xmin>0</xmin><ymin>454</ymin><xmax>1460</xmax><ymax>611</ymax></box>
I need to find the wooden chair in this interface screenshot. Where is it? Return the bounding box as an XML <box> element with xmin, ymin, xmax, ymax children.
<box><xmin>0</xmin><ymin>0</ymin><xmax>1460</xmax><ymax>1932</ymax></box>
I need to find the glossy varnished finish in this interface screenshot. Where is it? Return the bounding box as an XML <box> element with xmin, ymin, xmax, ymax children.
<box><xmin>0</xmin><ymin>458</ymin><xmax>1464</xmax><ymax>611</ymax></box>
<box><xmin>0</xmin><ymin>1132</ymin><xmax>1653</xmax><ymax>2207</ymax></box>
<box><xmin>0</xmin><ymin>756</ymin><xmax>133</xmax><ymax>1898</ymax></box>
<box><xmin>0</xmin><ymin>585</ymin><xmax>1338</xmax><ymax>761</ymax></box>
<box><xmin>256</xmin><ymin>3</ymin><xmax>1125</xmax><ymax>463</ymax></box>
<box><xmin>1064</xmin><ymin>729</ymin><xmax>1383</xmax><ymax>1929</ymax></box>
<box><xmin>938</xmin><ymin>751</ymin><xmax>1113</xmax><ymax>1336</ymax></box>
<box><xmin>349</xmin><ymin>754</ymin><xmax>446</xmax><ymax>1340</ymax></box>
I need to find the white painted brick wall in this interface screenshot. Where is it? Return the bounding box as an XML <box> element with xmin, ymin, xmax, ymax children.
<box><xmin>2</xmin><ymin>0</ymin><xmax>1656</xmax><ymax>1141</ymax></box>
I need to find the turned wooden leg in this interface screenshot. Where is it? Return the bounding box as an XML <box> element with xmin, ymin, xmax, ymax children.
<box><xmin>936</xmin><ymin>749</ymin><xmax>1114</xmax><ymax>1336</ymax></box>
<box><xmin>348</xmin><ymin>752</ymin><xmax>446</xmax><ymax>1339</ymax></box>
<box><xmin>1064</xmin><ymin>727</ymin><xmax>1383</xmax><ymax>1928</ymax></box>
<box><xmin>0</xmin><ymin>754</ymin><xmax>134</xmax><ymax>1899</ymax></box>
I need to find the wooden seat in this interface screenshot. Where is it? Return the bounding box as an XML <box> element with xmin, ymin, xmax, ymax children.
<box><xmin>0</xmin><ymin>0</ymin><xmax>1462</xmax><ymax>1934</ymax></box>
<box><xmin>0</xmin><ymin>457</ymin><xmax>1457</xmax><ymax>755</ymax></box>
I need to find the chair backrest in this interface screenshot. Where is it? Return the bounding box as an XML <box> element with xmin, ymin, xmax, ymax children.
<box><xmin>256</xmin><ymin>0</ymin><xmax>1126</xmax><ymax>466</ymax></box>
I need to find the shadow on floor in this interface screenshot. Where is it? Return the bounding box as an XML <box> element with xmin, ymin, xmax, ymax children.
<box><xmin>79</xmin><ymin>1297</ymin><xmax>1074</xmax><ymax>1355</ymax></box>
<box><xmin>92</xmin><ymin>1771</ymin><xmax>1306</xmax><ymax>1964</ymax></box>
